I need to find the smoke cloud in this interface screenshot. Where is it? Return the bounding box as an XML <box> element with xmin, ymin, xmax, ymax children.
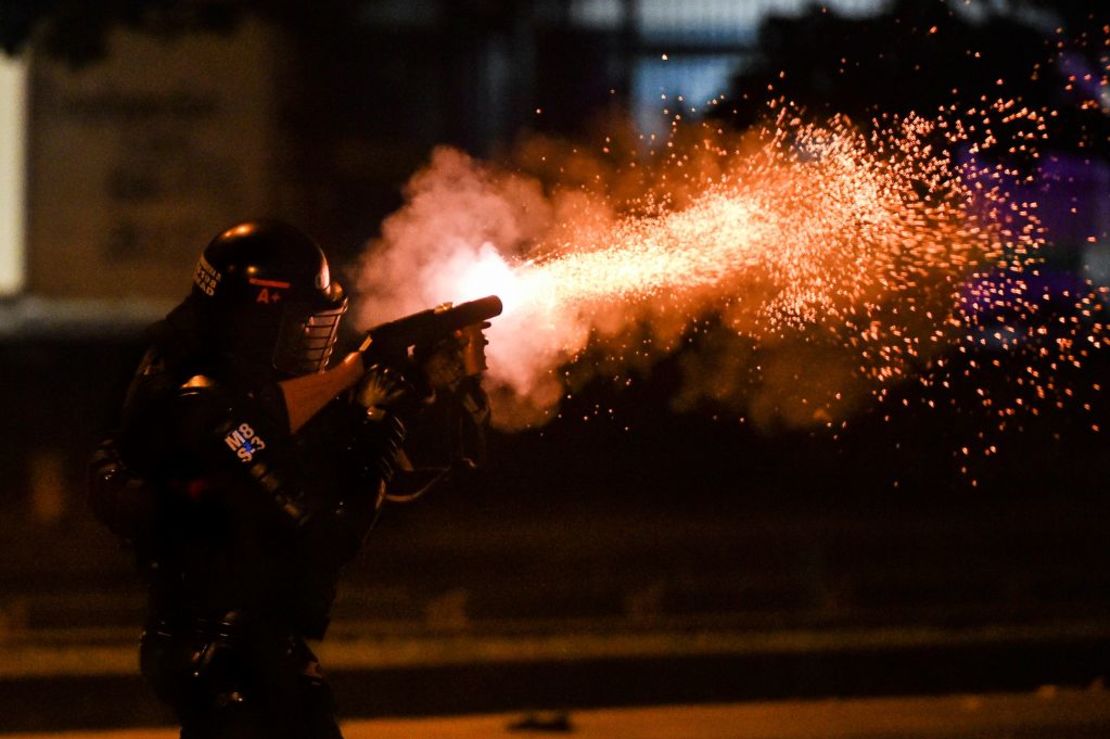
<box><xmin>355</xmin><ymin>109</ymin><xmax>1046</xmax><ymax>432</ymax></box>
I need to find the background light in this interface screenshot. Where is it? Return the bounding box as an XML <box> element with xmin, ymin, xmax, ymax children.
<box><xmin>0</xmin><ymin>54</ymin><xmax>27</xmax><ymax>296</ymax></box>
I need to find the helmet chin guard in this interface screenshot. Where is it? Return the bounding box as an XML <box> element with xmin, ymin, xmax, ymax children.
<box><xmin>190</xmin><ymin>220</ymin><xmax>349</xmax><ymax>378</ymax></box>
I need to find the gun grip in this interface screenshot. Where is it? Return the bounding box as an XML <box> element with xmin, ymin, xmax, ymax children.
<box><xmin>459</xmin><ymin>323</ymin><xmax>489</xmax><ymax>375</ymax></box>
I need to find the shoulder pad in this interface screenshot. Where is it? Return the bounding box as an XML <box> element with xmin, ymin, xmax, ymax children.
<box><xmin>173</xmin><ymin>374</ymin><xmax>231</xmax><ymax>413</ymax></box>
<box><xmin>181</xmin><ymin>374</ymin><xmax>216</xmax><ymax>391</ymax></box>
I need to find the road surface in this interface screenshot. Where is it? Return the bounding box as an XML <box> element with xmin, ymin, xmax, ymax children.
<box><xmin>5</xmin><ymin>688</ymin><xmax>1110</xmax><ymax>738</ymax></box>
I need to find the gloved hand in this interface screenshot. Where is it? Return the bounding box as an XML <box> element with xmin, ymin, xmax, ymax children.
<box><xmin>417</xmin><ymin>322</ymin><xmax>490</xmax><ymax>394</ymax></box>
<box><xmin>352</xmin><ymin>364</ymin><xmax>410</xmax><ymax>484</ymax></box>
<box><xmin>355</xmin><ymin>364</ymin><xmax>411</xmax><ymax>421</ymax></box>
<box><xmin>420</xmin><ymin>337</ymin><xmax>466</xmax><ymax>393</ymax></box>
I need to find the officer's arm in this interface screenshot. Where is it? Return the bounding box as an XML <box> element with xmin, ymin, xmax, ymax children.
<box><xmin>173</xmin><ymin>377</ymin><xmax>311</xmax><ymax>529</ymax></box>
<box><xmin>88</xmin><ymin>436</ymin><xmax>157</xmax><ymax>550</ymax></box>
<box><xmin>89</xmin><ymin>348</ymin><xmax>179</xmax><ymax>550</ymax></box>
<box><xmin>293</xmin><ymin>401</ymin><xmax>406</xmax><ymax>569</ymax></box>
<box><xmin>176</xmin><ymin>376</ymin><xmax>404</xmax><ymax>548</ymax></box>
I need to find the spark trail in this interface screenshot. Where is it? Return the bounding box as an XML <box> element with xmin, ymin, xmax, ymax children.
<box><xmin>355</xmin><ymin>103</ymin><xmax>1105</xmax><ymax>436</ymax></box>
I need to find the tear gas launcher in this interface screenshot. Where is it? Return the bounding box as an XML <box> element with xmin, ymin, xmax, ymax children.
<box><xmin>280</xmin><ymin>295</ymin><xmax>503</xmax><ymax>432</ymax></box>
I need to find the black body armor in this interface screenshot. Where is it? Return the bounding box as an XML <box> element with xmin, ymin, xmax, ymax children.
<box><xmin>90</xmin><ymin>324</ymin><xmax>396</xmax><ymax>738</ymax></box>
<box><xmin>88</xmin><ymin>222</ymin><xmax>405</xmax><ymax>739</ymax></box>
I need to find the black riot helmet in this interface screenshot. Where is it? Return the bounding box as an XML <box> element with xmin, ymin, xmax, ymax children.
<box><xmin>190</xmin><ymin>220</ymin><xmax>348</xmax><ymax>377</ymax></box>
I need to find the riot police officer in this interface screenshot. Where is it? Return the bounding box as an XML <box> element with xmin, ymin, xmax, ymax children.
<box><xmin>89</xmin><ymin>220</ymin><xmax>487</xmax><ymax>738</ymax></box>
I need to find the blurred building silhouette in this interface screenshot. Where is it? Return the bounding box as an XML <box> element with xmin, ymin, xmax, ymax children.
<box><xmin>28</xmin><ymin>20</ymin><xmax>281</xmax><ymax>303</ymax></box>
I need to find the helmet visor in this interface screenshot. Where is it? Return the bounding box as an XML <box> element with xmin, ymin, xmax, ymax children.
<box><xmin>273</xmin><ymin>301</ymin><xmax>348</xmax><ymax>375</ymax></box>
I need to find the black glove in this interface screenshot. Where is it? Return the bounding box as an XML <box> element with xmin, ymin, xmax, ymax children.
<box><xmin>355</xmin><ymin>364</ymin><xmax>412</xmax><ymax>420</ymax></box>
<box><xmin>352</xmin><ymin>364</ymin><xmax>412</xmax><ymax>483</ymax></box>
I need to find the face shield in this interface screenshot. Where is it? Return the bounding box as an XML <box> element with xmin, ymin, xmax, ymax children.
<box><xmin>272</xmin><ymin>286</ymin><xmax>349</xmax><ymax>376</ymax></box>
